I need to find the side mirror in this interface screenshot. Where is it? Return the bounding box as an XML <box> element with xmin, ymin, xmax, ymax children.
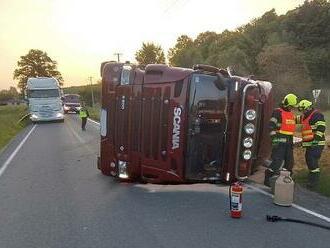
<box><xmin>214</xmin><ymin>73</ymin><xmax>226</xmax><ymax>91</ymax></box>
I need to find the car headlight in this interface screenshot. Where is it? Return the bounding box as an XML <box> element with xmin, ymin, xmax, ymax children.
<box><xmin>244</xmin><ymin>123</ymin><xmax>255</xmax><ymax>134</ymax></box>
<box><xmin>56</xmin><ymin>113</ymin><xmax>64</xmax><ymax>118</ymax></box>
<box><xmin>31</xmin><ymin>114</ymin><xmax>38</xmax><ymax>119</ymax></box>
<box><xmin>118</xmin><ymin>160</ymin><xmax>128</xmax><ymax>179</ymax></box>
<box><xmin>243</xmin><ymin>137</ymin><xmax>253</xmax><ymax>148</ymax></box>
<box><xmin>242</xmin><ymin>150</ymin><xmax>252</xmax><ymax>160</ymax></box>
<box><xmin>245</xmin><ymin>109</ymin><xmax>256</xmax><ymax>121</ymax></box>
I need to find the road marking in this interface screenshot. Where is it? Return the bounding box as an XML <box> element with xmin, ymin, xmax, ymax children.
<box><xmin>0</xmin><ymin>125</ymin><xmax>37</xmax><ymax>178</ymax></box>
<box><xmin>88</xmin><ymin>118</ymin><xmax>100</xmax><ymax>126</ymax></box>
<box><xmin>247</xmin><ymin>184</ymin><xmax>330</xmax><ymax>223</ymax></box>
<box><xmin>73</xmin><ymin>116</ymin><xmax>330</xmax><ymax>224</ymax></box>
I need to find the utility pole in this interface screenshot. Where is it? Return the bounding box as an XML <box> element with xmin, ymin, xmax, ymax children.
<box><xmin>114</xmin><ymin>53</ymin><xmax>122</xmax><ymax>62</ymax></box>
<box><xmin>89</xmin><ymin>76</ymin><xmax>95</xmax><ymax>107</ymax></box>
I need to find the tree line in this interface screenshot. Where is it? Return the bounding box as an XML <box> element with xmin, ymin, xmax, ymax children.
<box><xmin>13</xmin><ymin>0</ymin><xmax>330</xmax><ymax>107</ymax></box>
<box><xmin>135</xmin><ymin>0</ymin><xmax>330</xmax><ymax>105</ymax></box>
<box><xmin>0</xmin><ymin>87</ymin><xmax>19</xmax><ymax>103</ymax></box>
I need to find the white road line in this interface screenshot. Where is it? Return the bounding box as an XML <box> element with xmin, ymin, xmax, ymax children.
<box><xmin>88</xmin><ymin>118</ymin><xmax>100</xmax><ymax>126</ymax></box>
<box><xmin>0</xmin><ymin>125</ymin><xmax>37</xmax><ymax>178</ymax></box>
<box><xmin>73</xmin><ymin>115</ymin><xmax>330</xmax><ymax>223</ymax></box>
<box><xmin>247</xmin><ymin>184</ymin><xmax>330</xmax><ymax>223</ymax></box>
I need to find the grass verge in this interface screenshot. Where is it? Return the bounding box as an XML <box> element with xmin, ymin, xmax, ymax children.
<box><xmin>293</xmin><ymin>145</ymin><xmax>330</xmax><ymax>197</ymax></box>
<box><xmin>0</xmin><ymin>105</ymin><xmax>29</xmax><ymax>150</ymax></box>
<box><xmin>87</xmin><ymin>104</ymin><xmax>100</xmax><ymax>121</ymax></box>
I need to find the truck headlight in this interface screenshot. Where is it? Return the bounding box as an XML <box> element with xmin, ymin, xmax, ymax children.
<box><xmin>244</xmin><ymin>123</ymin><xmax>255</xmax><ymax>134</ymax></box>
<box><xmin>242</xmin><ymin>150</ymin><xmax>252</xmax><ymax>160</ymax></box>
<box><xmin>243</xmin><ymin>137</ymin><xmax>253</xmax><ymax>148</ymax></box>
<box><xmin>64</xmin><ymin>105</ymin><xmax>70</xmax><ymax>110</ymax></box>
<box><xmin>118</xmin><ymin>160</ymin><xmax>128</xmax><ymax>179</ymax></box>
<box><xmin>245</xmin><ymin>109</ymin><xmax>256</xmax><ymax>121</ymax></box>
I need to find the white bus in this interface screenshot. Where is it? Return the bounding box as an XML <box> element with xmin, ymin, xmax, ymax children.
<box><xmin>26</xmin><ymin>77</ymin><xmax>64</xmax><ymax>122</ymax></box>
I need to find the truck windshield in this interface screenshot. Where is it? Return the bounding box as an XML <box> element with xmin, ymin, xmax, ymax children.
<box><xmin>186</xmin><ymin>73</ymin><xmax>228</xmax><ymax>180</ymax></box>
<box><xmin>28</xmin><ymin>89</ymin><xmax>60</xmax><ymax>98</ymax></box>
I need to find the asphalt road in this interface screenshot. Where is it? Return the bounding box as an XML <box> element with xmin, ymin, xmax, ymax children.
<box><xmin>0</xmin><ymin>115</ymin><xmax>329</xmax><ymax>248</ymax></box>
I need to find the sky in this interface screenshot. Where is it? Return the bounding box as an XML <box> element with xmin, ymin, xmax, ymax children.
<box><xmin>0</xmin><ymin>0</ymin><xmax>304</xmax><ymax>90</ymax></box>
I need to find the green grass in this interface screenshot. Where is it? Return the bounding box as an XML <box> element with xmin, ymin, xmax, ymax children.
<box><xmin>0</xmin><ymin>105</ymin><xmax>29</xmax><ymax>150</ymax></box>
<box><xmin>294</xmin><ymin>167</ymin><xmax>330</xmax><ymax>197</ymax></box>
<box><xmin>87</xmin><ymin>104</ymin><xmax>100</xmax><ymax>121</ymax></box>
<box><xmin>294</xmin><ymin>145</ymin><xmax>330</xmax><ymax>197</ymax></box>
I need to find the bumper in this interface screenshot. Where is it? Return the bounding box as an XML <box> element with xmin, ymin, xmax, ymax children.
<box><xmin>64</xmin><ymin>106</ymin><xmax>81</xmax><ymax>113</ymax></box>
<box><xmin>30</xmin><ymin>113</ymin><xmax>64</xmax><ymax>122</ymax></box>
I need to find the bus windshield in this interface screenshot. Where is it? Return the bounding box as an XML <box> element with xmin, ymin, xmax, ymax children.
<box><xmin>28</xmin><ymin>89</ymin><xmax>60</xmax><ymax>98</ymax></box>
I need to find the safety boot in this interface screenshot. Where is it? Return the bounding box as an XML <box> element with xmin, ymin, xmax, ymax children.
<box><xmin>307</xmin><ymin>172</ymin><xmax>320</xmax><ymax>190</ymax></box>
<box><xmin>264</xmin><ymin>169</ymin><xmax>274</xmax><ymax>187</ymax></box>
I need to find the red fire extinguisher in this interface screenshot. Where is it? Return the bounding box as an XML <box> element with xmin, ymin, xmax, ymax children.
<box><xmin>229</xmin><ymin>182</ymin><xmax>243</xmax><ymax>218</ymax></box>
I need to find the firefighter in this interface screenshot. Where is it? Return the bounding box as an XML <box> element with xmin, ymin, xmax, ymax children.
<box><xmin>79</xmin><ymin>103</ymin><xmax>89</xmax><ymax>131</ymax></box>
<box><xmin>264</xmin><ymin>93</ymin><xmax>298</xmax><ymax>187</ymax></box>
<box><xmin>297</xmin><ymin>99</ymin><xmax>326</xmax><ymax>189</ymax></box>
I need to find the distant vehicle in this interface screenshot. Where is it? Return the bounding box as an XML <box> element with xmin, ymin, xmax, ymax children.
<box><xmin>62</xmin><ymin>94</ymin><xmax>81</xmax><ymax>114</ymax></box>
<box><xmin>26</xmin><ymin>77</ymin><xmax>64</xmax><ymax>122</ymax></box>
<box><xmin>97</xmin><ymin>62</ymin><xmax>274</xmax><ymax>183</ymax></box>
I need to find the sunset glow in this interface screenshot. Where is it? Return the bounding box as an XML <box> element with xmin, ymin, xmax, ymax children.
<box><xmin>0</xmin><ymin>0</ymin><xmax>304</xmax><ymax>89</ymax></box>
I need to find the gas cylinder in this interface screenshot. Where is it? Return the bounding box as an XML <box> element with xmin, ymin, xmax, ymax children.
<box><xmin>229</xmin><ymin>182</ymin><xmax>243</xmax><ymax>218</ymax></box>
<box><xmin>273</xmin><ymin>170</ymin><xmax>294</xmax><ymax>206</ymax></box>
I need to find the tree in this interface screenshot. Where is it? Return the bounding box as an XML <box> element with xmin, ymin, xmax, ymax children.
<box><xmin>168</xmin><ymin>35</ymin><xmax>202</xmax><ymax>67</ymax></box>
<box><xmin>282</xmin><ymin>0</ymin><xmax>330</xmax><ymax>49</ymax></box>
<box><xmin>13</xmin><ymin>49</ymin><xmax>63</xmax><ymax>93</ymax></box>
<box><xmin>237</xmin><ymin>9</ymin><xmax>280</xmax><ymax>75</ymax></box>
<box><xmin>194</xmin><ymin>31</ymin><xmax>218</xmax><ymax>60</ymax></box>
<box><xmin>135</xmin><ymin>42</ymin><xmax>166</xmax><ymax>68</ymax></box>
<box><xmin>0</xmin><ymin>87</ymin><xmax>19</xmax><ymax>101</ymax></box>
<box><xmin>257</xmin><ymin>44</ymin><xmax>312</xmax><ymax>100</ymax></box>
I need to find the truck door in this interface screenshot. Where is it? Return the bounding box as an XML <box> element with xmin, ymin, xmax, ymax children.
<box><xmin>185</xmin><ymin>74</ymin><xmax>228</xmax><ymax>180</ymax></box>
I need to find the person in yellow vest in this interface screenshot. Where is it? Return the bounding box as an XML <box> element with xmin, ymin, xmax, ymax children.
<box><xmin>79</xmin><ymin>103</ymin><xmax>89</xmax><ymax>131</ymax></box>
<box><xmin>264</xmin><ymin>93</ymin><xmax>298</xmax><ymax>187</ymax></box>
<box><xmin>297</xmin><ymin>99</ymin><xmax>326</xmax><ymax>189</ymax></box>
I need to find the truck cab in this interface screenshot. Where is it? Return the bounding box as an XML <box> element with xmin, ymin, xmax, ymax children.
<box><xmin>27</xmin><ymin>77</ymin><xmax>64</xmax><ymax>122</ymax></box>
<box><xmin>98</xmin><ymin>62</ymin><xmax>273</xmax><ymax>183</ymax></box>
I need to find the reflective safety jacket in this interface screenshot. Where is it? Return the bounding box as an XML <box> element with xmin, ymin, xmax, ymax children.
<box><xmin>301</xmin><ymin>109</ymin><xmax>326</xmax><ymax>147</ymax></box>
<box><xmin>79</xmin><ymin>108</ymin><xmax>88</xmax><ymax>118</ymax></box>
<box><xmin>269</xmin><ymin>107</ymin><xmax>296</xmax><ymax>144</ymax></box>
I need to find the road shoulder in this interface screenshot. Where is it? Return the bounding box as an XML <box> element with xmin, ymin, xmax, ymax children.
<box><xmin>0</xmin><ymin>124</ymin><xmax>35</xmax><ymax>171</ymax></box>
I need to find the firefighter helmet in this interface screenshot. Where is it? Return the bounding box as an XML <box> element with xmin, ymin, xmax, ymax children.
<box><xmin>298</xmin><ymin>99</ymin><xmax>312</xmax><ymax>111</ymax></box>
<box><xmin>282</xmin><ymin>94</ymin><xmax>298</xmax><ymax>107</ymax></box>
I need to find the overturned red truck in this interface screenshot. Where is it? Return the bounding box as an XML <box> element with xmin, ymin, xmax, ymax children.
<box><xmin>97</xmin><ymin>62</ymin><xmax>273</xmax><ymax>183</ymax></box>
